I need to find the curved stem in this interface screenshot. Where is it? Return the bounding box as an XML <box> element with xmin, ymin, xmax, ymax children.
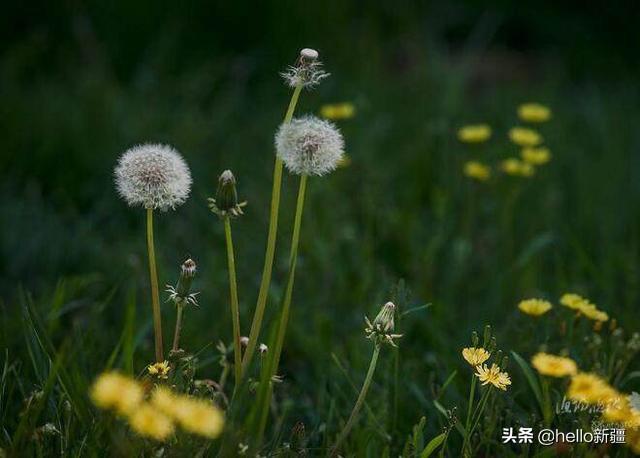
<box><xmin>224</xmin><ymin>217</ymin><xmax>242</xmax><ymax>386</ymax></box>
<box><xmin>146</xmin><ymin>208</ymin><xmax>164</xmax><ymax>362</ymax></box>
<box><xmin>242</xmin><ymin>83</ymin><xmax>303</xmax><ymax>375</ymax></box>
<box><xmin>171</xmin><ymin>304</ymin><xmax>184</xmax><ymax>352</ymax></box>
<box><xmin>332</xmin><ymin>345</ymin><xmax>381</xmax><ymax>455</ymax></box>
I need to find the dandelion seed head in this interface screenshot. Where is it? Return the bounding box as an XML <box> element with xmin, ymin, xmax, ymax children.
<box><xmin>275</xmin><ymin>116</ymin><xmax>344</xmax><ymax>176</ymax></box>
<box><xmin>114</xmin><ymin>143</ymin><xmax>192</xmax><ymax>211</ymax></box>
<box><xmin>281</xmin><ymin>48</ymin><xmax>330</xmax><ymax>89</ymax></box>
<box><xmin>300</xmin><ymin>48</ymin><xmax>319</xmax><ymax>61</ymax></box>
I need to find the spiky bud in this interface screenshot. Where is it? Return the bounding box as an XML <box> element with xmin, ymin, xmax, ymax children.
<box><xmin>208</xmin><ymin>170</ymin><xmax>246</xmax><ymax>218</ymax></box>
<box><xmin>281</xmin><ymin>48</ymin><xmax>330</xmax><ymax>89</ymax></box>
<box><xmin>364</xmin><ymin>301</ymin><xmax>403</xmax><ymax>347</ymax></box>
<box><xmin>275</xmin><ymin>116</ymin><xmax>344</xmax><ymax>176</ymax></box>
<box><xmin>166</xmin><ymin>258</ymin><xmax>199</xmax><ymax>307</ymax></box>
<box><xmin>114</xmin><ymin>143</ymin><xmax>192</xmax><ymax>211</ymax></box>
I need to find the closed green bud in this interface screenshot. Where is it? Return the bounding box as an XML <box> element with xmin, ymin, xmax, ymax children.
<box><xmin>208</xmin><ymin>170</ymin><xmax>246</xmax><ymax>218</ymax></box>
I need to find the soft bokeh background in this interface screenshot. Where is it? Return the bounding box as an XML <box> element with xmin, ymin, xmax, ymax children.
<box><xmin>1</xmin><ymin>0</ymin><xmax>639</xmax><ymax>451</ymax></box>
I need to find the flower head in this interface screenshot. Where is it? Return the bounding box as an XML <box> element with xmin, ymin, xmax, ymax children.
<box><xmin>475</xmin><ymin>364</ymin><xmax>511</xmax><ymax>390</ymax></box>
<box><xmin>462</xmin><ymin>347</ymin><xmax>491</xmax><ymax>366</ymax></box>
<box><xmin>508</xmin><ymin>127</ymin><xmax>542</xmax><ymax>147</ymax></box>
<box><xmin>208</xmin><ymin>170</ymin><xmax>247</xmax><ymax>218</ymax></box>
<box><xmin>518</xmin><ymin>299</ymin><xmax>552</xmax><ymax>317</ymax></box>
<box><xmin>457</xmin><ymin>124</ymin><xmax>492</xmax><ymax>143</ymax></box>
<box><xmin>171</xmin><ymin>397</ymin><xmax>224</xmax><ymax>438</ymax></box>
<box><xmin>559</xmin><ymin>293</ymin><xmax>608</xmax><ymax>322</ymax></box>
<box><xmin>90</xmin><ymin>372</ymin><xmax>143</xmax><ymax>415</ymax></box>
<box><xmin>531</xmin><ymin>353</ymin><xmax>577</xmax><ymax>377</ymax></box>
<box><xmin>281</xmin><ymin>48</ymin><xmax>330</xmax><ymax>89</ymax></box>
<box><xmin>500</xmin><ymin>158</ymin><xmax>535</xmax><ymax>177</ymax></box>
<box><xmin>521</xmin><ymin>147</ymin><xmax>551</xmax><ymax>165</ymax></box>
<box><xmin>518</xmin><ymin>103</ymin><xmax>552</xmax><ymax>123</ymax></box>
<box><xmin>147</xmin><ymin>360</ymin><xmax>171</xmax><ymax>379</ymax></box>
<box><xmin>129</xmin><ymin>403</ymin><xmax>175</xmax><ymax>441</ymax></box>
<box><xmin>463</xmin><ymin>161</ymin><xmax>491</xmax><ymax>181</ymax></box>
<box><xmin>365</xmin><ymin>301</ymin><xmax>403</xmax><ymax>347</ymax></box>
<box><xmin>275</xmin><ymin>116</ymin><xmax>344</xmax><ymax>176</ymax></box>
<box><xmin>114</xmin><ymin>143</ymin><xmax>192</xmax><ymax>211</ymax></box>
<box><xmin>320</xmin><ymin>103</ymin><xmax>356</xmax><ymax>121</ymax></box>
<box><xmin>567</xmin><ymin>373</ymin><xmax>617</xmax><ymax>404</ymax></box>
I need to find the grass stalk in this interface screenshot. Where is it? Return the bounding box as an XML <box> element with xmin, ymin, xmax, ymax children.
<box><xmin>146</xmin><ymin>208</ymin><xmax>164</xmax><ymax>362</ymax></box>
<box><xmin>171</xmin><ymin>304</ymin><xmax>184</xmax><ymax>352</ymax></box>
<box><xmin>242</xmin><ymin>83</ymin><xmax>303</xmax><ymax>375</ymax></box>
<box><xmin>224</xmin><ymin>217</ymin><xmax>242</xmax><ymax>386</ymax></box>
<box><xmin>461</xmin><ymin>374</ymin><xmax>476</xmax><ymax>456</ymax></box>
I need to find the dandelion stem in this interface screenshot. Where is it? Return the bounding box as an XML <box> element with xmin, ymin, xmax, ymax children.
<box><xmin>224</xmin><ymin>217</ymin><xmax>242</xmax><ymax>386</ymax></box>
<box><xmin>242</xmin><ymin>83</ymin><xmax>303</xmax><ymax>375</ymax></box>
<box><xmin>332</xmin><ymin>344</ymin><xmax>381</xmax><ymax>454</ymax></box>
<box><xmin>171</xmin><ymin>304</ymin><xmax>184</xmax><ymax>352</ymax></box>
<box><xmin>146</xmin><ymin>208</ymin><xmax>164</xmax><ymax>362</ymax></box>
<box><xmin>461</xmin><ymin>375</ymin><xmax>477</xmax><ymax>456</ymax></box>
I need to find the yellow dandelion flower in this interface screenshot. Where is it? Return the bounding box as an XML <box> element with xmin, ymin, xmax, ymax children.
<box><xmin>172</xmin><ymin>397</ymin><xmax>224</xmax><ymax>438</ymax></box>
<box><xmin>463</xmin><ymin>161</ymin><xmax>491</xmax><ymax>181</ymax></box>
<box><xmin>337</xmin><ymin>154</ymin><xmax>352</xmax><ymax>168</ymax></box>
<box><xmin>508</xmin><ymin>127</ymin><xmax>542</xmax><ymax>147</ymax></box>
<box><xmin>567</xmin><ymin>373</ymin><xmax>617</xmax><ymax>405</ymax></box>
<box><xmin>531</xmin><ymin>353</ymin><xmax>577</xmax><ymax>377</ymax></box>
<box><xmin>128</xmin><ymin>403</ymin><xmax>175</xmax><ymax>441</ymax></box>
<box><xmin>462</xmin><ymin>347</ymin><xmax>491</xmax><ymax>366</ymax></box>
<box><xmin>475</xmin><ymin>364</ymin><xmax>511</xmax><ymax>391</ymax></box>
<box><xmin>151</xmin><ymin>386</ymin><xmax>177</xmax><ymax>415</ymax></box>
<box><xmin>602</xmin><ymin>394</ymin><xmax>640</xmax><ymax>427</ymax></box>
<box><xmin>500</xmin><ymin>158</ymin><xmax>535</xmax><ymax>177</ymax></box>
<box><xmin>457</xmin><ymin>124</ymin><xmax>492</xmax><ymax>143</ymax></box>
<box><xmin>521</xmin><ymin>147</ymin><xmax>551</xmax><ymax>165</ymax></box>
<box><xmin>560</xmin><ymin>293</ymin><xmax>585</xmax><ymax>310</ymax></box>
<box><xmin>580</xmin><ymin>306</ymin><xmax>609</xmax><ymax>323</ymax></box>
<box><xmin>320</xmin><ymin>103</ymin><xmax>356</xmax><ymax>121</ymax></box>
<box><xmin>518</xmin><ymin>299</ymin><xmax>552</xmax><ymax>317</ymax></box>
<box><xmin>517</xmin><ymin>103</ymin><xmax>552</xmax><ymax>123</ymax></box>
<box><xmin>147</xmin><ymin>361</ymin><xmax>171</xmax><ymax>379</ymax></box>
<box><xmin>90</xmin><ymin>372</ymin><xmax>143</xmax><ymax>416</ymax></box>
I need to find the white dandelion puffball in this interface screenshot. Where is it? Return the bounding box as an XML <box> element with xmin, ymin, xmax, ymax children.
<box><xmin>275</xmin><ymin>116</ymin><xmax>344</xmax><ymax>176</ymax></box>
<box><xmin>114</xmin><ymin>143</ymin><xmax>192</xmax><ymax>211</ymax></box>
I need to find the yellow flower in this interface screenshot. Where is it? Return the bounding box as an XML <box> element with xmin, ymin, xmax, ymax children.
<box><xmin>517</xmin><ymin>103</ymin><xmax>552</xmax><ymax>123</ymax></box>
<box><xmin>521</xmin><ymin>147</ymin><xmax>551</xmax><ymax>165</ymax></box>
<box><xmin>463</xmin><ymin>161</ymin><xmax>491</xmax><ymax>181</ymax></box>
<box><xmin>559</xmin><ymin>293</ymin><xmax>585</xmax><ymax>310</ymax></box>
<box><xmin>147</xmin><ymin>361</ymin><xmax>171</xmax><ymax>379</ymax></box>
<box><xmin>128</xmin><ymin>403</ymin><xmax>175</xmax><ymax>441</ymax></box>
<box><xmin>508</xmin><ymin>127</ymin><xmax>542</xmax><ymax>147</ymax></box>
<box><xmin>580</xmin><ymin>306</ymin><xmax>609</xmax><ymax>323</ymax></box>
<box><xmin>462</xmin><ymin>347</ymin><xmax>491</xmax><ymax>366</ymax></box>
<box><xmin>567</xmin><ymin>373</ymin><xmax>617</xmax><ymax>405</ymax></box>
<box><xmin>90</xmin><ymin>372</ymin><xmax>143</xmax><ymax>416</ymax></box>
<box><xmin>475</xmin><ymin>364</ymin><xmax>511</xmax><ymax>391</ymax></box>
<box><xmin>457</xmin><ymin>124</ymin><xmax>492</xmax><ymax>143</ymax></box>
<box><xmin>518</xmin><ymin>299</ymin><xmax>552</xmax><ymax>316</ymax></box>
<box><xmin>500</xmin><ymin>158</ymin><xmax>535</xmax><ymax>177</ymax></box>
<box><xmin>337</xmin><ymin>154</ymin><xmax>352</xmax><ymax>168</ymax></box>
<box><xmin>559</xmin><ymin>293</ymin><xmax>608</xmax><ymax>322</ymax></box>
<box><xmin>320</xmin><ymin>103</ymin><xmax>355</xmax><ymax>120</ymax></box>
<box><xmin>531</xmin><ymin>353</ymin><xmax>577</xmax><ymax>377</ymax></box>
<box><xmin>172</xmin><ymin>397</ymin><xmax>224</xmax><ymax>438</ymax></box>
<box><xmin>151</xmin><ymin>386</ymin><xmax>177</xmax><ymax>415</ymax></box>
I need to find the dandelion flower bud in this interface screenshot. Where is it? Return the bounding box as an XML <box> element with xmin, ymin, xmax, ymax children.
<box><xmin>209</xmin><ymin>170</ymin><xmax>246</xmax><ymax>217</ymax></box>
<box><xmin>240</xmin><ymin>336</ymin><xmax>249</xmax><ymax>347</ymax></box>
<box><xmin>364</xmin><ymin>301</ymin><xmax>402</xmax><ymax>347</ymax></box>
<box><xmin>259</xmin><ymin>343</ymin><xmax>268</xmax><ymax>354</ymax></box>
<box><xmin>166</xmin><ymin>258</ymin><xmax>199</xmax><ymax>307</ymax></box>
<box><xmin>275</xmin><ymin>116</ymin><xmax>345</xmax><ymax>176</ymax></box>
<box><xmin>114</xmin><ymin>143</ymin><xmax>191</xmax><ymax>211</ymax></box>
<box><xmin>281</xmin><ymin>48</ymin><xmax>330</xmax><ymax>89</ymax></box>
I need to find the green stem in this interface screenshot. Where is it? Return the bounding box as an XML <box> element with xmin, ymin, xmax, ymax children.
<box><xmin>242</xmin><ymin>83</ymin><xmax>303</xmax><ymax>375</ymax></box>
<box><xmin>146</xmin><ymin>208</ymin><xmax>163</xmax><ymax>362</ymax></box>
<box><xmin>332</xmin><ymin>345</ymin><xmax>381</xmax><ymax>455</ymax></box>
<box><xmin>467</xmin><ymin>387</ymin><xmax>492</xmax><ymax>446</ymax></box>
<box><xmin>224</xmin><ymin>217</ymin><xmax>242</xmax><ymax>386</ymax></box>
<box><xmin>541</xmin><ymin>376</ymin><xmax>552</xmax><ymax>426</ymax></box>
<box><xmin>461</xmin><ymin>375</ymin><xmax>477</xmax><ymax>456</ymax></box>
<box><xmin>171</xmin><ymin>304</ymin><xmax>184</xmax><ymax>352</ymax></box>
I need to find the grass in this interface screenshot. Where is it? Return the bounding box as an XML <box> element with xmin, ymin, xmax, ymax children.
<box><xmin>1</xmin><ymin>7</ymin><xmax>640</xmax><ymax>455</ymax></box>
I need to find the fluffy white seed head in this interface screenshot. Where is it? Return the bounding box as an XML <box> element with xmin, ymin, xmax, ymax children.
<box><xmin>281</xmin><ymin>48</ymin><xmax>330</xmax><ymax>89</ymax></box>
<box><xmin>114</xmin><ymin>143</ymin><xmax>192</xmax><ymax>211</ymax></box>
<box><xmin>275</xmin><ymin>116</ymin><xmax>344</xmax><ymax>176</ymax></box>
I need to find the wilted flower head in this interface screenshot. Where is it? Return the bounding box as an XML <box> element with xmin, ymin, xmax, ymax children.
<box><xmin>166</xmin><ymin>258</ymin><xmax>199</xmax><ymax>307</ymax></box>
<box><xmin>281</xmin><ymin>48</ymin><xmax>330</xmax><ymax>89</ymax></box>
<box><xmin>114</xmin><ymin>143</ymin><xmax>192</xmax><ymax>211</ymax></box>
<box><xmin>208</xmin><ymin>170</ymin><xmax>246</xmax><ymax>218</ymax></box>
<box><xmin>365</xmin><ymin>302</ymin><xmax>402</xmax><ymax>347</ymax></box>
<box><xmin>275</xmin><ymin>116</ymin><xmax>344</xmax><ymax>176</ymax></box>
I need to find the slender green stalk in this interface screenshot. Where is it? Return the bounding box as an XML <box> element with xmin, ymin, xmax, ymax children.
<box><xmin>332</xmin><ymin>345</ymin><xmax>381</xmax><ymax>455</ymax></box>
<box><xmin>146</xmin><ymin>208</ymin><xmax>164</xmax><ymax>362</ymax></box>
<box><xmin>224</xmin><ymin>217</ymin><xmax>242</xmax><ymax>385</ymax></box>
<box><xmin>171</xmin><ymin>304</ymin><xmax>184</xmax><ymax>352</ymax></box>
<box><xmin>461</xmin><ymin>375</ymin><xmax>477</xmax><ymax>456</ymax></box>
<box><xmin>242</xmin><ymin>83</ymin><xmax>303</xmax><ymax>375</ymax></box>
<box><xmin>466</xmin><ymin>387</ymin><xmax>492</xmax><ymax>454</ymax></box>
<box><xmin>541</xmin><ymin>376</ymin><xmax>552</xmax><ymax>426</ymax></box>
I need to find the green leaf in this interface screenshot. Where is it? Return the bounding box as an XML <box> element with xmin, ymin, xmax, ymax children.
<box><xmin>511</xmin><ymin>351</ymin><xmax>544</xmax><ymax>414</ymax></box>
<box><xmin>420</xmin><ymin>432</ymin><xmax>446</xmax><ymax>458</ymax></box>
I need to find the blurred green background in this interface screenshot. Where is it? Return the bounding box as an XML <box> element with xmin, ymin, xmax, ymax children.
<box><xmin>1</xmin><ymin>0</ymin><xmax>639</xmax><ymax>451</ymax></box>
